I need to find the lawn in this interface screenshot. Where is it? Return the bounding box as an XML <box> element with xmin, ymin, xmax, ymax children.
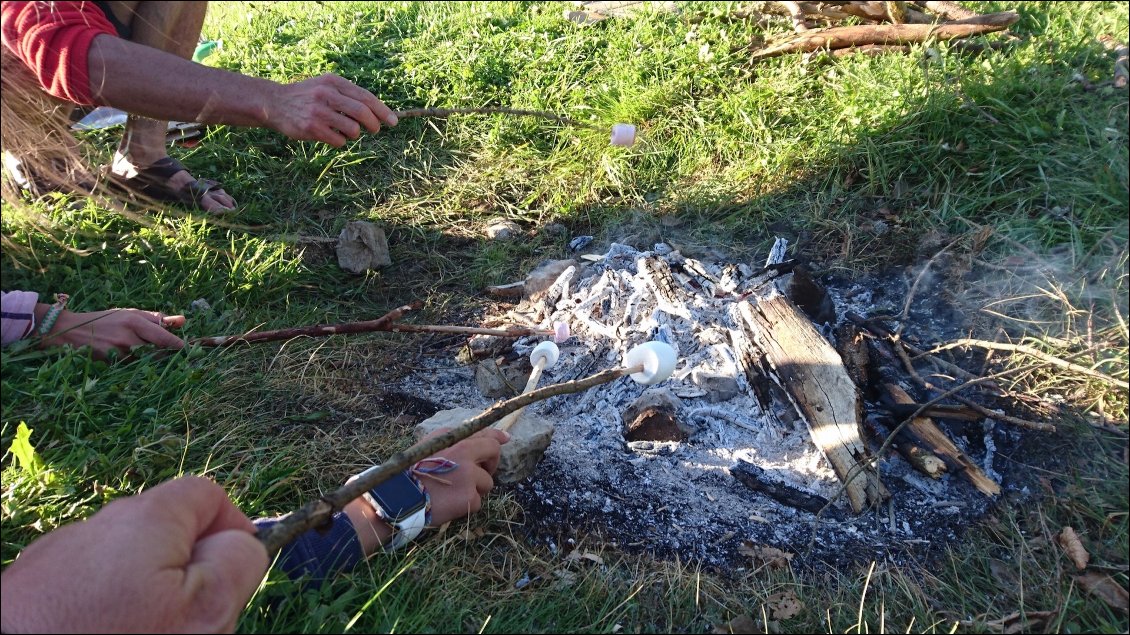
<box><xmin>2</xmin><ymin>1</ymin><xmax>1127</xmax><ymax>632</ymax></box>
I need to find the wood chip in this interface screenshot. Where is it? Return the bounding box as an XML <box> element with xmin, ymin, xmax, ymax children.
<box><xmin>1057</xmin><ymin>526</ymin><xmax>1090</xmax><ymax>570</ymax></box>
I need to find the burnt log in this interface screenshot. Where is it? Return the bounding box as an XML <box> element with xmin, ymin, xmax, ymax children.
<box><xmin>731</xmin><ymin>460</ymin><xmax>842</xmax><ymax>518</ymax></box>
<box><xmin>732</xmin><ymin>292</ymin><xmax>889</xmax><ymax>513</ymax></box>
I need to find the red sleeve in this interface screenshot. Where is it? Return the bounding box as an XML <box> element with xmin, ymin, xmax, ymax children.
<box><xmin>1</xmin><ymin>1</ymin><xmax>119</xmax><ymax>105</ymax></box>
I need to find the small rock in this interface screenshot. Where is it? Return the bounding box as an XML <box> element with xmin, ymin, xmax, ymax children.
<box><xmin>474</xmin><ymin>358</ymin><xmax>531</xmax><ymax>398</ymax></box>
<box><xmin>622</xmin><ymin>387</ymin><xmax>686</xmax><ymax>442</ymax></box>
<box><xmin>189</xmin><ymin>298</ymin><xmax>211</xmax><ymax>312</ymax></box>
<box><xmin>336</xmin><ymin>220</ymin><xmax>391</xmax><ymax>274</ymax></box>
<box><xmin>485</xmin><ymin>218</ymin><xmax>521</xmax><ymax>240</ymax></box>
<box><xmin>542</xmin><ymin>222</ymin><xmax>568</xmax><ymax>238</ymax></box>
<box><xmin>415</xmin><ymin>407</ymin><xmax>554</xmax><ymax>484</ymax></box>
<box><xmin>783</xmin><ymin>265</ymin><xmax>836</xmax><ymax>326</ymax></box>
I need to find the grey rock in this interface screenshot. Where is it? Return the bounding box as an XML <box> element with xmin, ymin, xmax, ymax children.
<box><xmin>485</xmin><ymin>218</ymin><xmax>521</xmax><ymax>240</ymax></box>
<box><xmin>474</xmin><ymin>358</ymin><xmax>531</xmax><ymax>398</ymax></box>
<box><xmin>414</xmin><ymin>407</ymin><xmax>554</xmax><ymax>484</ymax></box>
<box><xmin>336</xmin><ymin>220</ymin><xmax>391</xmax><ymax>274</ymax></box>
<box><xmin>542</xmin><ymin>222</ymin><xmax>568</xmax><ymax>237</ymax></box>
<box><xmin>568</xmin><ymin>235</ymin><xmax>594</xmax><ymax>252</ymax></box>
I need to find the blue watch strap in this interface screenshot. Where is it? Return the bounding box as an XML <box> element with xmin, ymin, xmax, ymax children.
<box><xmin>254</xmin><ymin>512</ymin><xmax>364</xmax><ymax>586</ymax></box>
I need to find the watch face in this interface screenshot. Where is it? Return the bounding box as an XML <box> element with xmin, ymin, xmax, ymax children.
<box><xmin>367</xmin><ymin>472</ymin><xmax>426</xmax><ymax>521</ymax></box>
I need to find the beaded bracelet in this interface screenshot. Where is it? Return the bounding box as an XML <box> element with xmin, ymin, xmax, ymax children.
<box><xmin>36</xmin><ymin>293</ymin><xmax>70</xmax><ymax>336</ymax></box>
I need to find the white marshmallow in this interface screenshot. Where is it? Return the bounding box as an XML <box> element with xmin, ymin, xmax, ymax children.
<box><xmin>530</xmin><ymin>341</ymin><xmax>560</xmax><ymax>369</ymax></box>
<box><xmin>623</xmin><ymin>341</ymin><xmax>676</xmax><ymax>385</ymax></box>
<box><xmin>610</xmin><ymin>123</ymin><xmax>636</xmax><ymax>147</ymax></box>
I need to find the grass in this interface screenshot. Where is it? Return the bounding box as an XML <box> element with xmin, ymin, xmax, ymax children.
<box><xmin>2</xmin><ymin>1</ymin><xmax>1128</xmax><ymax>632</ymax></box>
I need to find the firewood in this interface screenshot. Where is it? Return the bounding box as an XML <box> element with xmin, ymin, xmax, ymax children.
<box><xmin>881</xmin><ymin>382</ymin><xmax>1000</xmax><ymax>496</ymax></box>
<box><xmin>732</xmin><ymin>461</ymin><xmax>842</xmax><ymax>517</ymax></box>
<box><xmin>749</xmin><ymin>11</ymin><xmax>1019</xmax><ymax>61</ymax></box>
<box><xmin>732</xmin><ymin>293</ymin><xmax>889</xmax><ymax>512</ymax></box>
<box><xmin>912</xmin><ymin>0</ymin><xmax>978</xmax><ymax>21</ymax></box>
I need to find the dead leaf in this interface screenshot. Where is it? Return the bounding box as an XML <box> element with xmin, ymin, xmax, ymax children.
<box><xmin>1076</xmin><ymin>571</ymin><xmax>1130</xmax><ymax>614</ymax></box>
<box><xmin>765</xmin><ymin>589</ymin><xmax>804</xmax><ymax>620</ymax></box>
<box><xmin>739</xmin><ymin>541</ymin><xmax>794</xmax><ymax>570</ymax></box>
<box><xmin>712</xmin><ymin>614</ymin><xmax>758</xmax><ymax>634</ymax></box>
<box><xmin>565</xmin><ymin>551</ymin><xmax>604</xmax><ymax>565</ymax></box>
<box><xmin>1057</xmin><ymin>526</ymin><xmax>1090</xmax><ymax>570</ymax></box>
<box><xmin>969</xmin><ymin>610</ymin><xmax>1057</xmax><ymax>633</ymax></box>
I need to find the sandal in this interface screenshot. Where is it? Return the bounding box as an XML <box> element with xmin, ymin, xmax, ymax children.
<box><xmin>105</xmin><ymin>156</ymin><xmax>233</xmax><ymax>213</ymax></box>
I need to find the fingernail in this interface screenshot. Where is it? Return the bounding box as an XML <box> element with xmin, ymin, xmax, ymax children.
<box><xmin>500</xmin><ymin>430</ymin><xmax>511</xmax><ymax>442</ymax></box>
<box><xmin>389</xmin><ymin>114</ymin><xmax>398</xmax><ymax>126</ymax></box>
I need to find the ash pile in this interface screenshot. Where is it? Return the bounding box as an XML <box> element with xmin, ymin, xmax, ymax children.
<box><xmin>401</xmin><ymin>241</ymin><xmax>1041</xmax><ymax>568</ymax></box>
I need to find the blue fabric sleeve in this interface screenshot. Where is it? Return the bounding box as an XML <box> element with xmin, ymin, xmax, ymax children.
<box><xmin>254</xmin><ymin>512</ymin><xmax>365</xmax><ymax>586</ymax></box>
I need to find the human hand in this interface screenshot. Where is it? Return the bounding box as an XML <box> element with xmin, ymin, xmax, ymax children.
<box><xmin>419</xmin><ymin>427</ymin><xmax>509</xmax><ymax>526</ymax></box>
<box><xmin>266</xmin><ymin>73</ymin><xmax>398</xmax><ymax>147</ymax></box>
<box><xmin>0</xmin><ymin>476</ymin><xmax>268</xmax><ymax>634</ymax></box>
<box><xmin>42</xmin><ymin>307</ymin><xmax>185</xmax><ymax>359</ymax></box>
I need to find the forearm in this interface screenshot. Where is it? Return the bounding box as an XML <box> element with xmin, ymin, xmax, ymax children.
<box><xmin>86</xmin><ymin>34</ymin><xmax>278</xmax><ymax>128</ymax></box>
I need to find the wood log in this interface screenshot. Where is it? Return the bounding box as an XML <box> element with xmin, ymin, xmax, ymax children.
<box><xmin>732</xmin><ymin>293</ymin><xmax>889</xmax><ymax>512</ymax></box>
<box><xmin>731</xmin><ymin>460</ymin><xmax>842</xmax><ymax>518</ymax></box>
<box><xmin>749</xmin><ymin>11</ymin><xmax>1018</xmax><ymax>60</ymax></box>
<box><xmin>830</xmin><ymin>44</ymin><xmax>910</xmax><ymax>57</ymax></box>
<box><xmin>1100</xmin><ymin>34</ymin><xmax>1129</xmax><ymax>88</ymax></box>
<box><xmin>881</xmin><ymin>382</ymin><xmax>1000</xmax><ymax>496</ymax></box>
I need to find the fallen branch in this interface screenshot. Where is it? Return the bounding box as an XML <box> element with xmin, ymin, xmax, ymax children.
<box><xmin>750</xmin><ymin>11</ymin><xmax>1018</xmax><ymax>61</ymax></box>
<box><xmin>191</xmin><ymin>303</ymin><xmax>555</xmax><ymax>347</ymax></box>
<box><xmin>393</xmin><ymin>106</ymin><xmax>599</xmax><ymax>131</ymax></box>
<box><xmin>919</xmin><ymin>338</ymin><xmax>1129</xmax><ymax>390</ymax></box>
<box><xmin>779</xmin><ymin>1</ymin><xmax>811</xmax><ymax>33</ymax></box>
<box><xmin>257</xmin><ymin>364</ymin><xmax>643</xmax><ymax>554</ymax></box>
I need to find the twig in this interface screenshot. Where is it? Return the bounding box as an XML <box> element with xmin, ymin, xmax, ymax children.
<box><xmin>393</xmin><ymin>107</ymin><xmax>601</xmax><ymax>131</ymax></box>
<box><xmin>912</xmin><ymin>0</ymin><xmax>977</xmax><ymax>21</ymax></box>
<box><xmin>191</xmin><ymin>304</ymin><xmax>555</xmax><ymax>348</ymax></box>
<box><xmin>897</xmin><ymin>239</ymin><xmax>959</xmax><ymax>336</ymax></box>
<box><xmin>919</xmin><ymin>338</ymin><xmax>1128</xmax><ymax>390</ymax></box>
<box><xmin>894</xmin><ymin>344</ymin><xmax>1056</xmax><ymax>431</ymax></box>
<box><xmin>846</xmin><ymin>312</ymin><xmax>996</xmax><ymax>390</ymax></box>
<box><xmin>256</xmin><ymin>364</ymin><xmax>643</xmax><ymax>554</ymax></box>
<box><xmin>779</xmin><ymin>1</ymin><xmax>810</xmax><ymax>33</ymax></box>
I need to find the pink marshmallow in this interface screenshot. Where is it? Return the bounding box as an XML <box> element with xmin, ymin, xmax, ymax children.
<box><xmin>553</xmin><ymin>321</ymin><xmax>571</xmax><ymax>343</ymax></box>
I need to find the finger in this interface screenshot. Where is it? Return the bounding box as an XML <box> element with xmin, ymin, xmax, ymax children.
<box><xmin>325</xmin><ymin>111</ymin><xmax>362</xmax><ymax>140</ymax></box>
<box><xmin>472</xmin><ymin>466</ymin><xmax>494</xmax><ymax>497</ymax></box>
<box><xmin>472</xmin><ymin>427</ymin><xmax>511</xmax><ymax>445</ymax></box>
<box><xmin>162</xmin><ymin>315</ymin><xmax>186</xmax><ymax>330</ymax></box>
<box><xmin>328</xmin><ymin>92</ymin><xmax>382</xmax><ymax>133</ymax></box>
<box><xmin>452</xmin><ymin>436</ymin><xmax>503</xmax><ymax>474</ymax></box>
<box><xmin>182</xmin><ymin>529</ymin><xmax>269</xmax><ymax>632</ymax></box>
<box><xmin>314</xmin><ymin>124</ymin><xmax>349</xmax><ymax>148</ymax></box>
<box><xmin>331</xmin><ymin>77</ymin><xmax>398</xmax><ymax>127</ymax></box>
<box><xmin>135</xmin><ymin>310</ymin><xmax>166</xmax><ymax>325</ymax></box>
<box><xmin>144</xmin><ymin>476</ymin><xmax>257</xmax><ymax>541</ymax></box>
<box><xmin>134</xmin><ymin>317</ymin><xmax>186</xmax><ymax>349</ymax></box>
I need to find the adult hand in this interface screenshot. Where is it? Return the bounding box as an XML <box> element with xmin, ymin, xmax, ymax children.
<box><xmin>266</xmin><ymin>73</ymin><xmax>398</xmax><ymax>147</ymax></box>
<box><xmin>422</xmin><ymin>427</ymin><xmax>509</xmax><ymax>526</ymax></box>
<box><xmin>42</xmin><ymin>307</ymin><xmax>185</xmax><ymax>359</ymax></box>
<box><xmin>0</xmin><ymin>476</ymin><xmax>268</xmax><ymax>634</ymax></box>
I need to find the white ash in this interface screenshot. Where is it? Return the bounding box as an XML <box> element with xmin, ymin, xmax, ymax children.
<box><xmin>398</xmin><ymin>243</ymin><xmax>1027</xmax><ymax>568</ymax></box>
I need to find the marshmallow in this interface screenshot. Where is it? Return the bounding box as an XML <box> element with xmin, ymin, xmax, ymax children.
<box><xmin>553</xmin><ymin>321</ymin><xmax>571</xmax><ymax>343</ymax></box>
<box><xmin>530</xmin><ymin>341</ymin><xmax>560</xmax><ymax>369</ymax></box>
<box><xmin>610</xmin><ymin>123</ymin><xmax>636</xmax><ymax>147</ymax></box>
<box><xmin>623</xmin><ymin>341</ymin><xmax>677</xmax><ymax>385</ymax></box>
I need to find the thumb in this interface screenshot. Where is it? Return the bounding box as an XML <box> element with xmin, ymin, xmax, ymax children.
<box><xmin>183</xmin><ymin>529</ymin><xmax>269</xmax><ymax>632</ymax></box>
<box><xmin>162</xmin><ymin>315</ymin><xmax>187</xmax><ymax>329</ymax></box>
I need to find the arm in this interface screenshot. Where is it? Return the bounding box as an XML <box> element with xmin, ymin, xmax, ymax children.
<box><xmin>85</xmin><ymin>35</ymin><xmax>398</xmax><ymax>147</ymax></box>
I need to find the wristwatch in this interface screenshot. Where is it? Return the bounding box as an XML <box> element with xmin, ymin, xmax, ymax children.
<box><xmin>362</xmin><ymin>470</ymin><xmax>430</xmax><ymax>551</ymax></box>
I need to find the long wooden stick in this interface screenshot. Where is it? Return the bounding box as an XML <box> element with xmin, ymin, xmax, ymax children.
<box><xmin>750</xmin><ymin>11</ymin><xmax>1018</xmax><ymax>61</ymax></box>
<box><xmin>256</xmin><ymin>363</ymin><xmax>643</xmax><ymax>555</ymax></box>
<box><xmin>918</xmin><ymin>338</ymin><xmax>1128</xmax><ymax>390</ymax></box>
<box><xmin>393</xmin><ymin>107</ymin><xmax>600</xmax><ymax>131</ymax></box>
<box><xmin>190</xmin><ymin>304</ymin><xmax>554</xmax><ymax>348</ymax></box>
<box><xmin>496</xmin><ymin>357</ymin><xmax>549</xmax><ymax>432</ymax></box>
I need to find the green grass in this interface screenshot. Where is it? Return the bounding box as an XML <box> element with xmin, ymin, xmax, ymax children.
<box><xmin>3</xmin><ymin>1</ymin><xmax>1128</xmax><ymax>632</ymax></box>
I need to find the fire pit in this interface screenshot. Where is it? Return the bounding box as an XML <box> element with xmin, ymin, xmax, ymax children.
<box><xmin>399</xmin><ymin>241</ymin><xmax>1043</xmax><ymax>567</ymax></box>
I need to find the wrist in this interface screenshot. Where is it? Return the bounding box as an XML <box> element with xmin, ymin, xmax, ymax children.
<box><xmin>343</xmin><ymin>497</ymin><xmax>394</xmax><ymax>557</ymax></box>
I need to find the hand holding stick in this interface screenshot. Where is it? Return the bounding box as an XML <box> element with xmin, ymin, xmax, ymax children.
<box><xmin>255</xmin><ymin>341</ymin><xmax>677</xmax><ymax>555</ymax></box>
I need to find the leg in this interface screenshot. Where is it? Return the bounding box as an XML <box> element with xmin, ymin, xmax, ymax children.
<box><xmin>107</xmin><ymin>1</ymin><xmax>235</xmax><ymax>212</ymax></box>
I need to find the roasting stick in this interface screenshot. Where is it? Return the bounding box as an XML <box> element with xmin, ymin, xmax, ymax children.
<box><xmin>256</xmin><ymin>341</ymin><xmax>677</xmax><ymax>555</ymax></box>
<box><xmin>497</xmin><ymin>342</ymin><xmax>560</xmax><ymax>433</ymax></box>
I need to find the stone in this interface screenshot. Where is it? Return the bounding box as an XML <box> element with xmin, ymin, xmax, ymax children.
<box><xmin>783</xmin><ymin>265</ymin><xmax>836</xmax><ymax>326</ymax></box>
<box><xmin>336</xmin><ymin>220</ymin><xmax>391</xmax><ymax>274</ymax></box>
<box><xmin>621</xmin><ymin>387</ymin><xmax>686</xmax><ymax>442</ymax></box>
<box><xmin>474</xmin><ymin>358</ymin><xmax>531</xmax><ymax>398</ymax></box>
<box><xmin>485</xmin><ymin>218</ymin><xmax>521</xmax><ymax>240</ymax></box>
<box><xmin>689</xmin><ymin>345</ymin><xmax>741</xmax><ymax>403</ymax></box>
<box><xmin>542</xmin><ymin>222</ymin><xmax>568</xmax><ymax>238</ymax></box>
<box><xmin>524</xmin><ymin>259</ymin><xmax>577</xmax><ymax>298</ymax></box>
<box><xmin>414</xmin><ymin>407</ymin><xmax>554</xmax><ymax>484</ymax></box>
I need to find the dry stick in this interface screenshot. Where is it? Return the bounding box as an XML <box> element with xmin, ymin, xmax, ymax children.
<box><xmin>805</xmin><ymin>359</ymin><xmax>1047</xmax><ymax>555</ymax></box>
<box><xmin>257</xmin><ymin>363</ymin><xmax>643</xmax><ymax>555</ymax></box>
<box><xmin>191</xmin><ymin>305</ymin><xmax>554</xmax><ymax>348</ymax></box>
<box><xmin>894</xmin><ymin>344</ymin><xmax>1056</xmax><ymax>432</ymax></box>
<box><xmin>846</xmin><ymin>312</ymin><xmax>995</xmax><ymax>390</ymax></box>
<box><xmin>393</xmin><ymin>107</ymin><xmax>601</xmax><ymax>131</ymax></box>
<box><xmin>779</xmin><ymin>1</ymin><xmax>810</xmax><ymax>33</ymax></box>
<box><xmin>749</xmin><ymin>11</ymin><xmax>1018</xmax><ymax>60</ymax></box>
<box><xmin>1099</xmin><ymin>34</ymin><xmax>1129</xmax><ymax>88</ymax></box>
<box><xmin>918</xmin><ymin>338</ymin><xmax>1129</xmax><ymax>390</ymax></box>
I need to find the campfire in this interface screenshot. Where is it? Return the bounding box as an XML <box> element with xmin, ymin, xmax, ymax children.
<box><xmin>400</xmin><ymin>240</ymin><xmax>1045</xmax><ymax>566</ymax></box>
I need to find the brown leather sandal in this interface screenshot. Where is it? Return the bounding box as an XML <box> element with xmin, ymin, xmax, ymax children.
<box><xmin>105</xmin><ymin>156</ymin><xmax>233</xmax><ymax>213</ymax></box>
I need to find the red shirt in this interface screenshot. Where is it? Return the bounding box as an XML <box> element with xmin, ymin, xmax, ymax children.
<box><xmin>1</xmin><ymin>1</ymin><xmax>118</xmax><ymax>105</ymax></box>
